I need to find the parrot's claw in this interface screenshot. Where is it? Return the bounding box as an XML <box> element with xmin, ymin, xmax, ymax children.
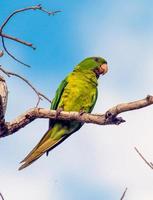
<box><xmin>55</xmin><ymin>108</ymin><xmax>63</xmax><ymax>119</ymax></box>
<box><xmin>79</xmin><ymin>109</ymin><xmax>86</xmax><ymax>116</ymax></box>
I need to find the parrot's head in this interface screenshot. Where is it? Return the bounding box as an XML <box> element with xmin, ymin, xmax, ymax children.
<box><xmin>74</xmin><ymin>57</ymin><xmax>108</xmax><ymax>78</ymax></box>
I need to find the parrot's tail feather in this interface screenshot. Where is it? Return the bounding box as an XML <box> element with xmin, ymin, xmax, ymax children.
<box><xmin>19</xmin><ymin>137</ymin><xmax>61</xmax><ymax>170</ymax></box>
<box><xmin>20</xmin><ymin>129</ymin><xmax>51</xmax><ymax>164</ymax></box>
<box><xmin>18</xmin><ymin>152</ymin><xmax>42</xmax><ymax>170</ymax></box>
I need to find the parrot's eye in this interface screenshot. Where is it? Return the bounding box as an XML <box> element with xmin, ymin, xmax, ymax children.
<box><xmin>94</xmin><ymin>57</ymin><xmax>99</xmax><ymax>62</ymax></box>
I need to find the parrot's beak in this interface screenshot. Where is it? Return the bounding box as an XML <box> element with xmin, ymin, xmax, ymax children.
<box><xmin>99</xmin><ymin>63</ymin><xmax>108</xmax><ymax>75</ymax></box>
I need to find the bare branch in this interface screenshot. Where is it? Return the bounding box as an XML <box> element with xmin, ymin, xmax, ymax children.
<box><xmin>1</xmin><ymin>36</ymin><xmax>31</xmax><ymax>67</ymax></box>
<box><xmin>107</xmin><ymin>95</ymin><xmax>153</xmax><ymax>116</ymax></box>
<box><xmin>0</xmin><ymin>75</ymin><xmax>8</xmax><ymax>114</ymax></box>
<box><xmin>134</xmin><ymin>147</ymin><xmax>153</xmax><ymax>170</ymax></box>
<box><xmin>0</xmin><ymin>65</ymin><xmax>51</xmax><ymax>106</ymax></box>
<box><xmin>0</xmin><ymin>4</ymin><xmax>60</xmax><ymax>32</ymax></box>
<box><xmin>1</xmin><ymin>33</ymin><xmax>35</xmax><ymax>49</ymax></box>
<box><xmin>0</xmin><ymin>95</ymin><xmax>7</xmax><ymax>136</ymax></box>
<box><xmin>120</xmin><ymin>188</ymin><xmax>127</xmax><ymax>200</ymax></box>
<box><xmin>0</xmin><ymin>193</ymin><xmax>4</xmax><ymax>200</ymax></box>
<box><xmin>38</xmin><ymin>4</ymin><xmax>61</xmax><ymax>16</ymax></box>
<box><xmin>0</xmin><ymin>95</ymin><xmax>152</xmax><ymax>137</ymax></box>
<box><xmin>0</xmin><ymin>4</ymin><xmax>60</xmax><ymax>66</ymax></box>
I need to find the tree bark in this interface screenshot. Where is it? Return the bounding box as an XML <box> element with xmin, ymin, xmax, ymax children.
<box><xmin>0</xmin><ymin>75</ymin><xmax>8</xmax><ymax>114</ymax></box>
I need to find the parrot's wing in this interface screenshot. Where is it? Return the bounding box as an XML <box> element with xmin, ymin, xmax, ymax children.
<box><xmin>20</xmin><ymin>77</ymin><xmax>68</xmax><ymax>164</ymax></box>
<box><xmin>89</xmin><ymin>88</ymin><xmax>98</xmax><ymax>113</ymax></box>
<box><xmin>49</xmin><ymin>77</ymin><xmax>68</xmax><ymax>127</ymax></box>
<box><xmin>51</xmin><ymin>77</ymin><xmax>68</xmax><ymax>110</ymax></box>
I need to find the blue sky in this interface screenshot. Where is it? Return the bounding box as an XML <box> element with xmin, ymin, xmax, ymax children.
<box><xmin>1</xmin><ymin>1</ymin><xmax>153</xmax><ymax>200</ymax></box>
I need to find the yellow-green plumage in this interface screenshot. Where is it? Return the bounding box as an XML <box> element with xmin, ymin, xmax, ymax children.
<box><xmin>19</xmin><ymin>57</ymin><xmax>108</xmax><ymax>170</ymax></box>
<box><xmin>58</xmin><ymin>70</ymin><xmax>98</xmax><ymax>112</ymax></box>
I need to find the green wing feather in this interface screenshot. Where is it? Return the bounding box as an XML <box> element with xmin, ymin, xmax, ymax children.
<box><xmin>49</xmin><ymin>77</ymin><xmax>68</xmax><ymax>127</ymax></box>
<box><xmin>89</xmin><ymin>88</ymin><xmax>98</xmax><ymax>112</ymax></box>
<box><xmin>51</xmin><ymin>77</ymin><xmax>68</xmax><ymax>110</ymax></box>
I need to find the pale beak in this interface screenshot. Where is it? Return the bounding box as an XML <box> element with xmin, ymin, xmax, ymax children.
<box><xmin>99</xmin><ymin>63</ymin><xmax>108</xmax><ymax>75</ymax></box>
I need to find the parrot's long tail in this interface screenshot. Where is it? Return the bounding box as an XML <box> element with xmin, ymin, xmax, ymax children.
<box><xmin>19</xmin><ymin>128</ymin><xmax>68</xmax><ymax>170</ymax></box>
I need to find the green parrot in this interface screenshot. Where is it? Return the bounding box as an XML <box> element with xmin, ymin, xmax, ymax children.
<box><xmin>19</xmin><ymin>57</ymin><xmax>108</xmax><ymax>170</ymax></box>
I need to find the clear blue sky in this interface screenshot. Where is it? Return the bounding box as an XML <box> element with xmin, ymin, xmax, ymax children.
<box><xmin>0</xmin><ymin>1</ymin><xmax>153</xmax><ymax>200</ymax></box>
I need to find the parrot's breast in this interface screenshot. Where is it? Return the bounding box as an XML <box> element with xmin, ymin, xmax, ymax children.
<box><xmin>58</xmin><ymin>71</ymin><xmax>97</xmax><ymax>113</ymax></box>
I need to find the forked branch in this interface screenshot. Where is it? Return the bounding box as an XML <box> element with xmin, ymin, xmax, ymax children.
<box><xmin>0</xmin><ymin>65</ymin><xmax>51</xmax><ymax>106</ymax></box>
<box><xmin>0</xmin><ymin>4</ymin><xmax>61</xmax><ymax>67</ymax></box>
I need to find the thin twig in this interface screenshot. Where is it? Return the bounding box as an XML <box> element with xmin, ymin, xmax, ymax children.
<box><xmin>120</xmin><ymin>188</ymin><xmax>127</xmax><ymax>200</ymax></box>
<box><xmin>0</xmin><ymin>193</ymin><xmax>4</xmax><ymax>200</ymax></box>
<box><xmin>38</xmin><ymin>4</ymin><xmax>61</xmax><ymax>16</ymax></box>
<box><xmin>134</xmin><ymin>147</ymin><xmax>153</xmax><ymax>170</ymax></box>
<box><xmin>0</xmin><ymin>4</ymin><xmax>60</xmax><ymax>67</ymax></box>
<box><xmin>0</xmin><ymin>65</ymin><xmax>51</xmax><ymax>106</ymax></box>
<box><xmin>1</xmin><ymin>36</ymin><xmax>31</xmax><ymax>67</ymax></box>
<box><xmin>0</xmin><ymin>4</ymin><xmax>60</xmax><ymax>32</ymax></box>
<box><xmin>1</xmin><ymin>33</ymin><xmax>36</xmax><ymax>49</ymax></box>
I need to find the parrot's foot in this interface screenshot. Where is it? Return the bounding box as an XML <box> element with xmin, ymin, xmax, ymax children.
<box><xmin>79</xmin><ymin>109</ymin><xmax>86</xmax><ymax>116</ymax></box>
<box><xmin>55</xmin><ymin>108</ymin><xmax>63</xmax><ymax>119</ymax></box>
<box><xmin>105</xmin><ymin>111</ymin><xmax>126</xmax><ymax>125</ymax></box>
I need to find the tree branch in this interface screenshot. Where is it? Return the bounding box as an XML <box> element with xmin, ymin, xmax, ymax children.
<box><xmin>0</xmin><ymin>75</ymin><xmax>8</xmax><ymax>114</ymax></box>
<box><xmin>0</xmin><ymin>4</ymin><xmax>61</xmax><ymax>67</ymax></box>
<box><xmin>0</xmin><ymin>4</ymin><xmax>60</xmax><ymax>32</ymax></box>
<box><xmin>134</xmin><ymin>147</ymin><xmax>153</xmax><ymax>170</ymax></box>
<box><xmin>0</xmin><ymin>65</ymin><xmax>51</xmax><ymax>106</ymax></box>
<box><xmin>0</xmin><ymin>95</ymin><xmax>152</xmax><ymax>137</ymax></box>
<box><xmin>1</xmin><ymin>36</ymin><xmax>31</xmax><ymax>67</ymax></box>
<box><xmin>107</xmin><ymin>95</ymin><xmax>153</xmax><ymax>115</ymax></box>
<box><xmin>120</xmin><ymin>188</ymin><xmax>127</xmax><ymax>200</ymax></box>
<box><xmin>0</xmin><ymin>193</ymin><xmax>4</xmax><ymax>200</ymax></box>
<box><xmin>1</xmin><ymin>33</ymin><xmax>35</xmax><ymax>49</ymax></box>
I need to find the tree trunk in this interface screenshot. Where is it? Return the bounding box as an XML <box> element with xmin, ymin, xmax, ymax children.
<box><xmin>0</xmin><ymin>75</ymin><xmax>8</xmax><ymax>114</ymax></box>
